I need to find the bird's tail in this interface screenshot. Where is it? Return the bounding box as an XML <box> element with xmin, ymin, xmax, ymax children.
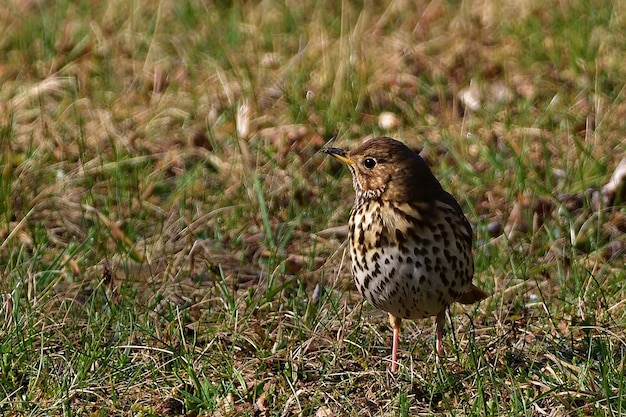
<box><xmin>457</xmin><ymin>284</ymin><xmax>489</xmax><ymax>304</ymax></box>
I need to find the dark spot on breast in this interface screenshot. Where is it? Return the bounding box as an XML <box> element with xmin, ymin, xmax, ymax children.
<box><xmin>413</xmin><ymin>246</ymin><xmax>428</xmax><ymax>256</ymax></box>
<box><xmin>398</xmin><ymin>242</ymin><xmax>410</xmax><ymax>254</ymax></box>
<box><xmin>389</xmin><ymin>285</ymin><xmax>398</xmax><ymax>297</ymax></box>
<box><xmin>372</xmin><ymin>262</ymin><xmax>381</xmax><ymax>277</ymax></box>
<box><xmin>363</xmin><ymin>274</ymin><xmax>372</xmax><ymax>290</ymax></box>
<box><xmin>358</xmin><ymin>229</ymin><xmax>365</xmax><ymax>246</ymax></box>
<box><xmin>404</xmin><ymin>212</ymin><xmax>420</xmax><ymax>225</ymax></box>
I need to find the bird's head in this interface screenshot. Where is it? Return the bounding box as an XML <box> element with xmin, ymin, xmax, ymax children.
<box><xmin>322</xmin><ymin>137</ymin><xmax>442</xmax><ymax>203</ymax></box>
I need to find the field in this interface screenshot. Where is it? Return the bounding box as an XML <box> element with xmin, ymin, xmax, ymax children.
<box><xmin>1</xmin><ymin>0</ymin><xmax>625</xmax><ymax>415</ymax></box>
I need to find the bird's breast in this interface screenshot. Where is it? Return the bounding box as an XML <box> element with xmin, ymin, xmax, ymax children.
<box><xmin>347</xmin><ymin>199</ymin><xmax>474</xmax><ymax>320</ymax></box>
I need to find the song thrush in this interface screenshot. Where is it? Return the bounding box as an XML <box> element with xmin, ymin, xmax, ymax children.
<box><xmin>323</xmin><ymin>137</ymin><xmax>488</xmax><ymax>372</ymax></box>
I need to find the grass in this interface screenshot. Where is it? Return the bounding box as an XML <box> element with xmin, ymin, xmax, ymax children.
<box><xmin>1</xmin><ymin>0</ymin><xmax>625</xmax><ymax>415</ymax></box>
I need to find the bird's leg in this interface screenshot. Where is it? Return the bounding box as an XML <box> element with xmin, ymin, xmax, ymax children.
<box><xmin>435</xmin><ymin>311</ymin><xmax>445</xmax><ymax>365</ymax></box>
<box><xmin>389</xmin><ymin>314</ymin><xmax>402</xmax><ymax>372</ymax></box>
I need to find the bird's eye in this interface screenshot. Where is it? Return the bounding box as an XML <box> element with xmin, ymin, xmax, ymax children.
<box><xmin>363</xmin><ymin>157</ymin><xmax>377</xmax><ymax>169</ymax></box>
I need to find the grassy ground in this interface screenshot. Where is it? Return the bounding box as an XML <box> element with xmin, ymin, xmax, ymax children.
<box><xmin>1</xmin><ymin>0</ymin><xmax>625</xmax><ymax>415</ymax></box>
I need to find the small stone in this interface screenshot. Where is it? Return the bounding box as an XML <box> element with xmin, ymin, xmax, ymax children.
<box><xmin>378</xmin><ymin>111</ymin><xmax>399</xmax><ymax>130</ymax></box>
<box><xmin>487</xmin><ymin>221</ymin><xmax>502</xmax><ymax>237</ymax></box>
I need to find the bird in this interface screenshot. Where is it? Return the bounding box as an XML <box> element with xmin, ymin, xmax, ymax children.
<box><xmin>322</xmin><ymin>137</ymin><xmax>488</xmax><ymax>372</ymax></box>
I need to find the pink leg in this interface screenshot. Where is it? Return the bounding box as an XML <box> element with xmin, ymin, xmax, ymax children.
<box><xmin>389</xmin><ymin>314</ymin><xmax>402</xmax><ymax>372</ymax></box>
<box><xmin>391</xmin><ymin>325</ymin><xmax>400</xmax><ymax>372</ymax></box>
<box><xmin>435</xmin><ymin>311</ymin><xmax>445</xmax><ymax>365</ymax></box>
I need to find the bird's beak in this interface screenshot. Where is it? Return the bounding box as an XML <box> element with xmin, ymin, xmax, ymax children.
<box><xmin>322</xmin><ymin>147</ymin><xmax>355</xmax><ymax>166</ymax></box>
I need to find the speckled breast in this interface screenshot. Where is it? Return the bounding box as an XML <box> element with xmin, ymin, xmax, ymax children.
<box><xmin>348</xmin><ymin>198</ymin><xmax>474</xmax><ymax>320</ymax></box>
